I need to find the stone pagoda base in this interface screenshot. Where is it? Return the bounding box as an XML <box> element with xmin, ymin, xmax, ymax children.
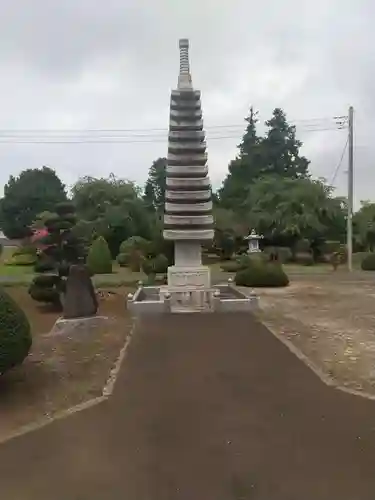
<box><xmin>167</xmin><ymin>265</ymin><xmax>211</xmax><ymax>289</ymax></box>
<box><xmin>160</xmin><ymin>265</ymin><xmax>212</xmax><ymax>312</ymax></box>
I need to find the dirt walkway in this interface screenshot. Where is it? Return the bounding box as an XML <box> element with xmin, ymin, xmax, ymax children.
<box><xmin>1</xmin><ymin>313</ymin><xmax>375</xmax><ymax>499</ymax></box>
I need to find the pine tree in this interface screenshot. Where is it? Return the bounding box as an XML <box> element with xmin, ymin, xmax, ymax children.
<box><xmin>261</xmin><ymin>108</ymin><xmax>309</xmax><ymax>179</ymax></box>
<box><xmin>219</xmin><ymin>107</ymin><xmax>263</xmax><ymax>209</ymax></box>
<box><xmin>218</xmin><ymin>107</ymin><xmax>310</xmax><ymax>212</ymax></box>
<box><xmin>143</xmin><ymin>157</ymin><xmax>167</xmax><ymax>212</ymax></box>
<box><xmin>29</xmin><ymin>202</ymin><xmax>87</xmax><ymax>309</ymax></box>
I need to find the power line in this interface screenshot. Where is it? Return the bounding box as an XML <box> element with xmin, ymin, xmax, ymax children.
<box><xmin>0</xmin><ymin>128</ymin><xmax>347</xmax><ymax>144</ymax></box>
<box><xmin>329</xmin><ymin>136</ymin><xmax>349</xmax><ymax>186</ymax></box>
<box><xmin>0</xmin><ymin>115</ymin><xmax>347</xmax><ymax>138</ymax></box>
<box><xmin>0</xmin><ymin>125</ymin><xmax>347</xmax><ymax>144</ymax></box>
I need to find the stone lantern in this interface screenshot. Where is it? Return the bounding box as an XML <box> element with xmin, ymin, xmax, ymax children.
<box><xmin>245</xmin><ymin>229</ymin><xmax>263</xmax><ymax>254</ymax></box>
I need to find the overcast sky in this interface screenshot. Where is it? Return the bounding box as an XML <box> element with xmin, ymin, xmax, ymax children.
<box><xmin>0</xmin><ymin>0</ymin><xmax>373</xmax><ymax>208</ymax></box>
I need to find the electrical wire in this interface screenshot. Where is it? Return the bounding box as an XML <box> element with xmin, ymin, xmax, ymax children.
<box><xmin>0</xmin><ymin>126</ymin><xmax>347</xmax><ymax>144</ymax></box>
<box><xmin>329</xmin><ymin>136</ymin><xmax>349</xmax><ymax>186</ymax></box>
<box><xmin>0</xmin><ymin>115</ymin><xmax>348</xmax><ymax>143</ymax></box>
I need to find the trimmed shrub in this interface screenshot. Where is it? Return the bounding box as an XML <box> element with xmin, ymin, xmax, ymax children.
<box><xmin>119</xmin><ymin>236</ymin><xmax>150</xmax><ymax>255</ymax></box>
<box><xmin>220</xmin><ymin>260</ymin><xmax>241</xmax><ymax>272</ymax></box>
<box><xmin>118</xmin><ymin>236</ymin><xmax>150</xmax><ymax>272</ymax></box>
<box><xmin>235</xmin><ymin>262</ymin><xmax>289</xmax><ymax>287</ymax></box>
<box><xmin>116</xmin><ymin>253</ymin><xmax>128</xmax><ymax>267</ymax></box>
<box><xmin>353</xmin><ymin>252</ymin><xmax>368</xmax><ymax>269</ymax></box>
<box><xmin>361</xmin><ymin>253</ymin><xmax>375</xmax><ymax>271</ymax></box>
<box><xmin>295</xmin><ymin>239</ymin><xmax>311</xmax><ymax>254</ymax></box>
<box><xmin>322</xmin><ymin>240</ymin><xmax>341</xmax><ymax>255</ymax></box>
<box><xmin>0</xmin><ymin>288</ymin><xmax>32</xmax><ymax>375</ymax></box>
<box><xmin>142</xmin><ymin>254</ymin><xmax>168</xmax><ymax>276</ymax></box>
<box><xmin>12</xmin><ymin>245</ymin><xmax>37</xmax><ymax>258</ymax></box>
<box><xmin>34</xmin><ymin>260</ymin><xmax>55</xmax><ymax>273</ymax></box>
<box><xmin>264</xmin><ymin>246</ymin><xmax>293</xmax><ymax>263</ymax></box>
<box><xmin>202</xmin><ymin>253</ymin><xmax>221</xmax><ymax>265</ymax></box>
<box><xmin>5</xmin><ymin>253</ymin><xmax>37</xmax><ymax>266</ymax></box>
<box><xmin>87</xmin><ymin>236</ymin><xmax>112</xmax><ymax>274</ymax></box>
<box><xmin>295</xmin><ymin>252</ymin><xmax>314</xmax><ymax>266</ymax></box>
<box><xmin>0</xmin><ymin>243</ymin><xmax>3</xmax><ymax>257</ymax></box>
<box><xmin>220</xmin><ymin>253</ymin><xmax>266</xmax><ymax>272</ymax></box>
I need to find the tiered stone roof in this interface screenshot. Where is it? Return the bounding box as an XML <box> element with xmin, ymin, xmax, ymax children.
<box><xmin>163</xmin><ymin>39</ymin><xmax>214</xmax><ymax>242</ymax></box>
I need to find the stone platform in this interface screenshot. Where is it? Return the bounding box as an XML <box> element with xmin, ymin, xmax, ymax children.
<box><xmin>127</xmin><ymin>280</ymin><xmax>258</xmax><ymax>315</ymax></box>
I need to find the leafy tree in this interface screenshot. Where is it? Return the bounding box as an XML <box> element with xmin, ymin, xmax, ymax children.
<box><xmin>87</xmin><ymin>236</ymin><xmax>112</xmax><ymax>274</ymax></box>
<box><xmin>353</xmin><ymin>201</ymin><xmax>375</xmax><ymax>251</ymax></box>
<box><xmin>29</xmin><ymin>202</ymin><xmax>86</xmax><ymax>309</ymax></box>
<box><xmin>213</xmin><ymin>207</ymin><xmax>247</xmax><ymax>258</ymax></box>
<box><xmin>243</xmin><ymin>176</ymin><xmax>345</xmax><ymax>259</ymax></box>
<box><xmin>143</xmin><ymin>157</ymin><xmax>167</xmax><ymax>212</ymax></box>
<box><xmin>0</xmin><ymin>166</ymin><xmax>67</xmax><ymax>239</ymax></box>
<box><xmin>72</xmin><ymin>174</ymin><xmax>151</xmax><ymax>256</ymax></box>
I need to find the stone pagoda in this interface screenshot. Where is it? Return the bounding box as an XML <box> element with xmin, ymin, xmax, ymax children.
<box><xmin>162</xmin><ymin>38</ymin><xmax>214</xmax><ymax>306</ymax></box>
<box><xmin>127</xmin><ymin>39</ymin><xmax>257</xmax><ymax>315</ymax></box>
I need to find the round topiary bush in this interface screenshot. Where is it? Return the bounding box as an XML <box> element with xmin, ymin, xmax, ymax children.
<box><xmin>87</xmin><ymin>236</ymin><xmax>112</xmax><ymax>274</ymax></box>
<box><xmin>220</xmin><ymin>260</ymin><xmax>241</xmax><ymax>272</ymax></box>
<box><xmin>361</xmin><ymin>252</ymin><xmax>375</xmax><ymax>271</ymax></box>
<box><xmin>295</xmin><ymin>252</ymin><xmax>314</xmax><ymax>266</ymax></box>
<box><xmin>0</xmin><ymin>288</ymin><xmax>32</xmax><ymax>375</ymax></box>
<box><xmin>235</xmin><ymin>262</ymin><xmax>289</xmax><ymax>287</ymax></box>
<box><xmin>142</xmin><ymin>254</ymin><xmax>168</xmax><ymax>276</ymax></box>
<box><xmin>116</xmin><ymin>252</ymin><xmax>128</xmax><ymax>267</ymax></box>
<box><xmin>264</xmin><ymin>246</ymin><xmax>293</xmax><ymax>263</ymax></box>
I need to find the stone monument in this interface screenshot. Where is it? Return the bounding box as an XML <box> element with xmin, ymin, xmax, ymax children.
<box><xmin>127</xmin><ymin>39</ymin><xmax>258</xmax><ymax>314</ymax></box>
<box><xmin>63</xmin><ymin>264</ymin><xmax>98</xmax><ymax>319</ymax></box>
<box><xmin>162</xmin><ymin>38</ymin><xmax>214</xmax><ymax>309</ymax></box>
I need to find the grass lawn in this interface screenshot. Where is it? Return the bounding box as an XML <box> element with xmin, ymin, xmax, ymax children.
<box><xmin>0</xmin><ymin>247</ymin><xmax>369</xmax><ymax>287</ymax></box>
<box><xmin>0</xmin><ymin>285</ymin><xmax>135</xmax><ymax>442</ymax></box>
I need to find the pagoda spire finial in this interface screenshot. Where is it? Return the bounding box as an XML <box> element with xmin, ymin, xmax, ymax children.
<box><xmin>178</xmin><ymin>38</ymin><xmax>192</xmax><ymax>89</ymax></box>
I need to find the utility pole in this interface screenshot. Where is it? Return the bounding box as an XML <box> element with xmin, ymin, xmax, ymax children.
<box><xmin>347</xmin><ymin>106</ymin><xmax>354</xmax><ymax>271</ymax></box>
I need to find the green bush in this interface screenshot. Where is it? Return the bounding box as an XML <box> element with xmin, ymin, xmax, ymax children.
<box><xmin>87</xmin><ymin>236</ymin><xmax>112</xmax><ymax>274</ymax></box>
<box><xmin>119</xmin><ymin>236</ymin><xmax>150</xmax><ymax>255</ymax></box>
<box><xmin>220</xmin><ymin>260</ymin><xmax>241</xmax><ymax>272</ymax></box>
<box><xmin>29</xmin><ymin>285</ymin><xmax>60</xmax><ymax>304</ymax></box>
<box><xmin>5</xmin><ymin>254</ymin><xmax>37</xmax><ymax>266</ymax></box>
<box><xmin>295</xmin><ymin>252</ymin><xmax>314</xmax><ymax>266</ymax></box>
<box><xmin>118</xmin><ymin>237</ymin><xmax>150</xmax><ymax>272</ymax></box>
<box><xmin>353</xmin><ymin>252</ymin><xmax>368</xmax><ymax>269</ymax></box>
<box><xmin>322</xmin><ymin>240</ymin><xmax>341</xmax><ymax>255</ymax></box>
<box><xmin>220</xmin><ymin>253</ymin><xmax>266</xmax><ymax>272</ymax></box>
<box><xmin>142</xmin><ymin>254</ymin><xmax>168</xmax><ymax>276</ymax></box>
<box><xmin>116</xmin><ymin>253</ymin><xmax>128</xmax><ymax>267</ymax></box>
<box><xmin>0</xmin><ymin>243</ymin><xmax>3</xmax><ymax>257</ymax></box>
<box><xmin>361</xmin><ymin>253</ymin><xmax>375</xmax><ymax>271</ymax></box>
<box><xmin>34</xmin><ymin>260</ymin><xmax>55</xmax><ymax>273</ymax></box>
<box><xmin>0</xmin><ymin>288</ymin><xmax>32</xmax><ymax>375</ymax></box>
<box><xmin>235</xmin><ymin>262</ymin><xmax>289</xmax><ymax>287</ymax></box>
<box><xmin>12</xmin><ymin>245</ymin><xmax>37</xmax><ymax>257</ymax></box>
<box><xmin>295</xmin><ymin>239</ymin><xmax>310</xmax><ymax>254</ymax></box>
<box><xmin>202</xmin><ymin>253</ymin><xmax>220</xmax><ymax>265</ymax></box>
<box><xmin>264</xmin><ymin>246</ymin><xmax>293</xmax><ymax>263</ymax></box>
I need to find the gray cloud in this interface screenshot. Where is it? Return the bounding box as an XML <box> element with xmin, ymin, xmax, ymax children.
<box><xmin>0</xmin><ymin>0</ymin><xmax>373</xmax><ymax>208</ymax></box>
